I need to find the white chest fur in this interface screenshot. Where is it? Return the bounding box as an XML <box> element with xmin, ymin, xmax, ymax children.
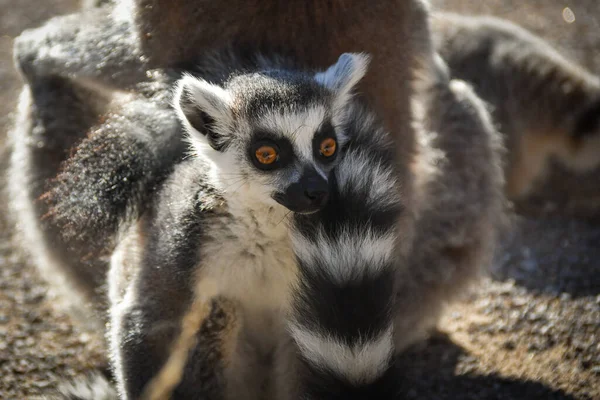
<box><xmin>196</xmin><ymin>200</ymin><xmax>298</xmax><ymax>326</ymax></box>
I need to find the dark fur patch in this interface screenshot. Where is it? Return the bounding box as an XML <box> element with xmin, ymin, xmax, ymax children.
<box><xmin>299</xmin><ymin>359</ymin><xmax>401</xmax><ymax>399</ymax></box>
<box><xmin>293</xmin><ymin>266</ymin><xmax>395</xmax><ymax>343</ymax></box>
<box><xmin>118</xmin><ymin>162</ymin><xmax>227</xmax><ymax>398</ymax></box>
<box><xmin>173</xmin><ymin>297</ymin><xmax>238</xmax><ymax>399</ymax></box>
<box><xmin>44</xmin><ymin>91</ymin><xmax>186</xmax><ymax>256</ymax></box>
<box><xmin>573</xmin><ymin>97</ymin><xmax>600</xmax><ymax>139</ymax></box>
<box><xmin>229</xmin><ymin>71</ymin><xmax>329</xmax><ymax>119</ymax></box>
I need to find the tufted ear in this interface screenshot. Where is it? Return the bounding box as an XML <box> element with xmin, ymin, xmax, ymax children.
<box><xmin>173</xmin><ymin>74</ymin><xmax>234</xmax><ymax>151</ymax></box>
<box><xmin>315</xmin><ymin>52</ymin><xmax>370</xmax><ymax>107</ymax></box>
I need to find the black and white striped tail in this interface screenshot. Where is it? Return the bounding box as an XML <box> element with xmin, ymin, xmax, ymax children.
<box><xmin>289</xmin><ymin>105</ymin><xmax>403</xmax><ymax>399</ymax></box>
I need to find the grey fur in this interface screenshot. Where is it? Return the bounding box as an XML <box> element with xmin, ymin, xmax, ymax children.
<box><xmin>7</xmin><ymin>1</ymin><xmax>507</xmax><ymax>399</ymax></box>
<box><xmin>8</xmin><ymin>5</ymin><xmax>172</xmax><ymax>327</ymax></box>
<box><xmin>14</xmin><ymin>6</ymin><xmax>147</xmax><ymax>91</ymax></box>
<box><xmin>7</xmin><ymin>0</ymin><xmax>434</xmax><ymax>331</ymax></box>
<box><xmin>432</xmin><ymin>12</ymin><xmax>600</xmax><ymax>199</ymax></box>
<box><xmin>81</xmin><ymin>0</ymin><xmax>113</xmax><ymax>9</ymax></box>
<box><xmin>394</xmin><ymin>73</ymin><xmax>505</xmax><ymax>351</ymax></box>
<box><xmin>46</xmin><ymin>373</ymin><xmax>117</xmax><ymax>400</ymax></box>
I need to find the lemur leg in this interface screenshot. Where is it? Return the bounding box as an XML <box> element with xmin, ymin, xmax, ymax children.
<box><xmin>11</xmin><ymin>10</ymin><xmax>184</xmax><ymax>325</ymax></box>
<box><xmin>108</xmin><ymin>243</ymin><xmax>233</xmax><ymax>399</ymax></box>
<box><xmin>111</xmin><ymin>286</ymin><xmax>243</xmax><ymax>400</ymax></box>
<box><xmin>111</xmin><ymin>271</ymin><xmax>264</xmax><ymax>400</ymax></box>
<box><xmin>108</xmin><ymin>166</ymin><xmax>263</xmax><ymax>400</ymax></box>
<box><xmin>394</xmin><ymin>76</ymin><xmax>505</xmax><ymax>351</ymax></box>
<box><xmin>9</xmin><ymin>73</ymin><xmax>183</xmax><ymax>331</ymax></box>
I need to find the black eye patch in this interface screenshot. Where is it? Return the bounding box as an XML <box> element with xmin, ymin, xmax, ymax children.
<box><xmin>247</xmin><ymin>130</ymin><xmax>295</xmax><ymax>171</ymax></box>
<box><xmin>312</xmin><ymin>119</ymin><xmax>338</xmax><ymax>163</ymax></box>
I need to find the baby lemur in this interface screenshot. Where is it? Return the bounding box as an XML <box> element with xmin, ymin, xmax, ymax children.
<box><xmin>432</xmin><ymin>12</ymin><xmax>600</xmax><ymax>199</ymax></box>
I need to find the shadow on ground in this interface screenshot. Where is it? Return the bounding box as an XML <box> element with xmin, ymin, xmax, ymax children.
<box><xmin>396</xmin><ymin>334</ymin><xmax>577</xmax><ymax>400</ymax></box>
<box><xmin>492</xmin><ymin>215</ymin><xmax>600</xmax><ymax>298</ymax></box>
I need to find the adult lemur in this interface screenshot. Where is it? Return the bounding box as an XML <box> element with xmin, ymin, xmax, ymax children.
<box><xmin>10</xmin><ymin>0</ymin><xmax>504</xmax><ymax>398</ymax></box>
<box><xmin>432</xmin><ymin>13</ymin><xmax>600</xmax><ymax>199</ymax></box>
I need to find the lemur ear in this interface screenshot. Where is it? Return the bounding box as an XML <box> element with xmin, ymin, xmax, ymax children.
<box><xmin>315</xmin><ymin>52</ymin><xmax>370</xmax><ymax>103</ymax></box>
<box><xmin>173</xmin><ymin>74</ymin><xmax>233</xmax><ymax>150</ymax></box>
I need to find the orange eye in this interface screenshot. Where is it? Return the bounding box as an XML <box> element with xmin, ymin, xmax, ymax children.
<box><xmin>319</xmin><ymin>138</ymin><xmax>337</xmax><ymax>157</ymax></box>
<box><xmin>255</xmin><ymin>145</ymin><xmax>278</xmax><ymax>165</ymax></box>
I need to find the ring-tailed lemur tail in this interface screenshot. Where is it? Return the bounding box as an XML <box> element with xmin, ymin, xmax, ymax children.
<box><xmin>432</xmin><ymin>12</ymin><xmax>600</xmax><ymax>199</ymax></box>
<box><xmin>287</xmin><ymin>99</ymin><xmax>403</xmax><ymax>398</ymax></box>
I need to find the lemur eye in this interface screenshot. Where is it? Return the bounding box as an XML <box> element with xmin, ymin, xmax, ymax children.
<box><xmin>319</xmin><ymin>138</ymin><xmax>337</xmax><ymax>157</ymax></box>
<box><xmin>255</xmin><ymin>146</ymin><xmax>278</xmax><ymax>165</ymax></box>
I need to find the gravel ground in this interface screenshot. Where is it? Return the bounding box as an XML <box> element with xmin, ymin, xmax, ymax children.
<box><xmin>0</xmin><ymin>1</ymin><xmax>599</xmax><ymax>399</ymax></box>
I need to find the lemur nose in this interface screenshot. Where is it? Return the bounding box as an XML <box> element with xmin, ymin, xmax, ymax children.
<box><xmin>304</xmin><ymin>189</ymin><xmax>327</xmax><ymax>201</ymax></box>
<box><xmin>299</xmin><ymin>166</ymin><xmax>329</xmax><ymax>206</ymax></box>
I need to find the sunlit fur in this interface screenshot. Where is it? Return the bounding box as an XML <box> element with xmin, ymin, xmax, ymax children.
<box><xmin>9</xmin><ymin>1</ymin><xmax>509</xmax><ymax>398</ymax></box>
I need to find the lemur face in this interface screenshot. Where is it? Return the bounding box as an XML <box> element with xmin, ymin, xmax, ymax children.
<box><xmin>174</xmin><ymin>53</ymin><xmax>370</xmax><ymax>214</ymax></box>
<box><xmin>242</xmin><ymin>108</ymin><xmax>340</xmax><ymax>214</ymax></box>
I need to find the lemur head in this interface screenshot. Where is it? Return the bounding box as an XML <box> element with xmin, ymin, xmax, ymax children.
<box><xmin>173</xmin><ymin>53</ymin><xmax>370</xmax><ymax>214</ymax></box>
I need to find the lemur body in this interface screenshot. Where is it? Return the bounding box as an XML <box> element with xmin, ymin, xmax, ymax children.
<box><xmin>103</xmin><ymin>53</ymin><xmax>408</xmax><ymax>399</ymax></box>
<box><xmin>432</xmin><ymin>12</ymin><xmax>600</xmax><ymax>199</ymax></box>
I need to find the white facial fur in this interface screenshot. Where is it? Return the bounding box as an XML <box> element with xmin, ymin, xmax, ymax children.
<box><xmin>172</xmin><ymin>52</ymin><xmax>371</xmax><ymax>210</ymax></box>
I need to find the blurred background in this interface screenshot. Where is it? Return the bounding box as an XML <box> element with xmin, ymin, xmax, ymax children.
<box><xmin>0</xmin><ymin>1</ymin><xmax>598</xmax><ymax>399</ymax></box>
